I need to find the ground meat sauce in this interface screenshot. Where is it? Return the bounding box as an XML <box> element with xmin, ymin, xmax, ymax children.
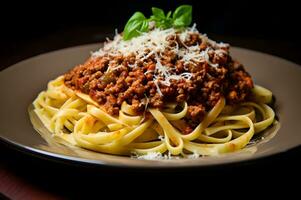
<box><xmin>64</xmin><ymin>31</ymin><xmax>253</xmax><ymax>132</ymax></box>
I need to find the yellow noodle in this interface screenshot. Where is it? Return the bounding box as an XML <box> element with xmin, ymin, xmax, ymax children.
<box><xmin>32</xmin><ymin>77</ymin><xmax>276</xmax><ymax>157</ymax></box>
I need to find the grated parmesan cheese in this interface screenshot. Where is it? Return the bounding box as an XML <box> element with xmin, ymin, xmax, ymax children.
<box><xmin>132</xmin><ymin>151</ymin><xmax>201</xmax><ymax>160</ymax></box>
<box><xmin>133</xmin><ymin>152</ymin><xmax>180</xmax><ymax>160</ymax></box>
<box><xmin>92</xmin><ymin>24</ymin><xmax>229</xmax><ymax>96</ymax></box>
<box><xmin>187</xmin><ymin>152</ymin><xmax>200</xmax><ymax>159</ymax></box>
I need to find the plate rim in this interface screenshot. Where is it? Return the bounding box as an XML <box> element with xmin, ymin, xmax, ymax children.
<box><xmin>2</xmin><ymin>133</ymin><xmax>299</xmax><ymax>169</ymax></box>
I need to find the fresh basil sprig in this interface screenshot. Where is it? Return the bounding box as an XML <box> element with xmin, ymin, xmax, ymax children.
<box><xmin>123</xmin><ymin>5</ymin><xmax>192</xmax><ymax>40</ymax></box>
<box><xmin>150</xmin><ymin>7</ymin><xmax>173</xmax><ymax>29</ymax></box>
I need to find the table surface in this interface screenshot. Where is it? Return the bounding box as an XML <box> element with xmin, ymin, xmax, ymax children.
<box><xmin>1</xmin><ymin>28</ymin><xmax>301</xmax><ymax>199</ymax></box>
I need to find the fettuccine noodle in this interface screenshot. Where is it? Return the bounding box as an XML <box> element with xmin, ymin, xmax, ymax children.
<box><xmin>32</xmin><ymin>76</ymin><xmax>275</xmax><ymax>157</ymax></box>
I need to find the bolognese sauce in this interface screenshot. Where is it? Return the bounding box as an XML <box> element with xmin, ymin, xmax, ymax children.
<box><xmin>64</xmin><ymin>29</ymin><xmax>253</xmax><ymax>131</ymax></box>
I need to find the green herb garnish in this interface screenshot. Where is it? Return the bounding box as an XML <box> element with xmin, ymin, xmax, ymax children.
<box><xmin>123</xmin><ymin>12</ymin><xmax>149</xmax><ymax>41</ymax></box>
<box><xmin>172</xmin><ymin>5</ymin><xmax>192</xmax><ymax>28</ymax></box>
<box><xmin>123</xmin><ymin>5</ymin><xmax>192</xmax><ymax>40</ymax></box>
<box><xmin>150</xmin><ymin>7</ymin><xmax>173</xmax><ymax>29</ymax></box>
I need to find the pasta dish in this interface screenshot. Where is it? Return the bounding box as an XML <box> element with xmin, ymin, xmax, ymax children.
<box><xmin>31</xmin><ymin>5</ymin><xmax>276</xmax><ymax>159</ymax></box>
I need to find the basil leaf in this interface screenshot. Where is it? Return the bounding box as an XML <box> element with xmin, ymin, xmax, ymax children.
<box><xmin>123</xmin><ymin>12</ymin><xmax>149</xmax><ymax>40</ymax></box>
<box><xmin>172</xmin><ymin>5</ymin><xmax>192</xmax><ymax>28</ymax></box>
<box><xmin>152</xmin><ymin>7</ymin><xmax>165</xmax><ymax>19</ymax></box>
<box><xmin>140</xmin><ymin>20</ymin><xmax>149</xmax><ymax>32</ymax></box>
<box><xmin>150</xmin><ymin>7</ymin><xmax>173</xmax><ymax>29</ymax></box>
<box><xmin>166</xmin><ymin>11</ymin><xmax>172</xmax><ymax>19</ymax></box>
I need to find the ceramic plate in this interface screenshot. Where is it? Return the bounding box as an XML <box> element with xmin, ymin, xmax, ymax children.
<box><xmin>1</xmin><ymin>44</ymin><xmax>300</xmax><ymax>168</ymax></box>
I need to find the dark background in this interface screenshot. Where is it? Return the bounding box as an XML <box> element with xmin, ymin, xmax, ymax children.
<box><xmin>0</xmin><ymin>0</ymin><xmax>300</xmax><ymax>68</ymax></box>
<box><xmin>1</xmin><ymin>0</ymin><xmax>301</xmax><ymax>198</ymax></box>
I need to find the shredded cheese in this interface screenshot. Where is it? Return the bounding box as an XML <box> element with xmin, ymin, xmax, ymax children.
<box><xmin>134</xmin><ymin>152</ymin><xmax>180</xmax><ymax>160</ymax></box>
<box><xmin>92</xmin><ymin>25</ymin><xmax>229</xmax><ymax>96</ymax></box>
<box><xmin>187</xmin><ymin>152</ymin><xmax>200</xmax><ymax>159</ymax></box>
